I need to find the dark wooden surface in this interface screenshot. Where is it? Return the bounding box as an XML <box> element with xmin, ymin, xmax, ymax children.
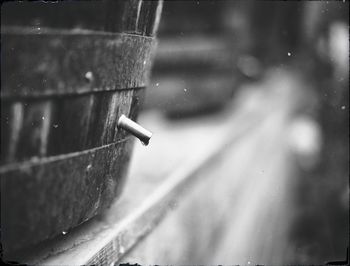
<box><xmin>0</xmin><ymin>88</ymin><xmax>145</xmax><ymax>163</ymax></box>
<box><xmin>1</xmin><ymin>36</ymin><xmax>149</xmax><ymax>250</ymax></box>
<box><xmin>2</xmin><ymin>0</ymin><xmax>163</xmax><ymax>37</ymax></box>
<box><xmin>1</xmin><ymin>0</ymin><xmax>163</xmax><ymax>253</ymax></box>
<box><xmin>1</xmin><ymin>138</ymin><xmax>133</xmax><ymax>253</ymax></box>
<box><xmin>1</xmin><ymin>29</ymin><xmax>155</xmax><ymax>98</ymax></box>
<box><xmin>1</xmin><ymin>88</ymin><xmax>145</xmax><ymax>164</ymax></box>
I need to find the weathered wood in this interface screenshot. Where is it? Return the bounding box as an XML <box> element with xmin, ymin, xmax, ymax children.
<box><xmin>2</xmin><ymin>0</ymin><xmax>163</xmax><ymax>36</ymax></box>
<box><xmin>1</xmin><ymin>101</ymin><xmax>52</xmax><ymax>163</ymax></box>
<box><xmin>1</xmin><ymin>138</ymin><xmax>134</xmax><ymax>253</ymax></box>
<box><xmin>0</xmin><ymin>102</ymin><xmax>23</xmax><ymax>163</ymax></box>
<box><xmin>16</xmin><ymin>101</ymin><xmax>52</xmax><ymax>160</ymax></box>
<box><xmin>1</xmin><ymin>29</ymin><xmax>154</xmax><ymax>98</ymax></box>
<box><xmin>1</xmin><ymin>0</ymin><xmax>163</xmax><ymax>254</ymax></box>
<box><xmin>105</xmin><ymin>0</ymin><xmax>163</xmax><ymax>36</ymax></box>
<box><xmin>137</xmin><ymin>0</ymin><xmax>164</xmax><ymax>36</ymax></box>
<box><xmin>48</xmin><ymin>94</ymin><xmax>96</xmax><ymax>156</ymax></box>
<box><xmin>0</xmin><ymin>88</ymin><xmax>144</xmax><ymax>164</ymax></box>
<box><xmin>129</xmin><ymin>88</ymin><xmax>146</xmax><ymax>122</ymax></box>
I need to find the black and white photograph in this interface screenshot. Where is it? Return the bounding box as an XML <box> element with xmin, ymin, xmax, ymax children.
<box><xmin>0</xmin><ymin>0</ymin><xmax>349</xmax><ymax>265</ymax></box>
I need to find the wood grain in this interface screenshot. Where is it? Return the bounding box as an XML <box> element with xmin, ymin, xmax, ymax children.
<box><xmin>2</xmin><ymin>0</ymin><xmax>163</xmax><ymax>37</ymax></box>
<box><xmin>0</xmin><ymin>88</ymin><xmax>145</xmax><ymax>164</ymax></box>
<box><xmin>1</xmin><ymin>138</ymin><xmax>134</xmax><ymax>253</ymax></box>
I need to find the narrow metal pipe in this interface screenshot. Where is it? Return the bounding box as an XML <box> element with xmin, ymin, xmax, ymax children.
<box><xmin>117</xmin><ymin>114</ymin><xmax>152</xmax><ymax>146</ymax></box>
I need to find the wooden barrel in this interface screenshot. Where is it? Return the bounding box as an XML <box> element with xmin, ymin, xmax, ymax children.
<box><xmin>0</xmin><ymin>0</ymin><xmax>162</xmax><ymax>253</ymax></box>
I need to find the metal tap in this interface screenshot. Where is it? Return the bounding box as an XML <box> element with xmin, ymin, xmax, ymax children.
<box><xmin>117</xmin><ymin>115</ymin><xmax>152</xmax><ymax>146</ymax></box>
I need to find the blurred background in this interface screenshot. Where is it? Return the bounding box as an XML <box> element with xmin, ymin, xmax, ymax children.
<box><xmin>124</xmin><ymin>0</ymin><xmax>349</xmax><ymax>264</ymax></box>
<box><xmin>1</xmin><ymin>0</ymin><xmax>348</xmax><ymax>265</ymax></box>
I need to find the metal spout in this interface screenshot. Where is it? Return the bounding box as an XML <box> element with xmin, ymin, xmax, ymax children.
<box><xmin>117</xmin><ymin>115</ymin><xmax>152</xmax><ymax>146</ymax></box>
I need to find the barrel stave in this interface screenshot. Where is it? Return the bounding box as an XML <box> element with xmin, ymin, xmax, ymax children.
<box><xmin>1</xmin><ymin>0</ymin><xmax>162</xmax><ymax>254</ymax></box>
<box><xmin>1</xmin><ymin>139</ymin><xmax>133</xmax><ymax>251</ymax></box>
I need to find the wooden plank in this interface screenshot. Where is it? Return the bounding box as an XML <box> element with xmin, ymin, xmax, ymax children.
<box><xmin>105</xmin><ymin>0</ymin><xmax>163</xmax><ymax>37</ymax></box>
<box><xmin>129</xmin><ymin>88</ymin><xmax>146</xmax><ymax>122</ymax></box>
<box><xmin>0</xmin><ymin>0</ymin><xmax>163</xmax><ymax>257</ymax></box>
<box><xmin>1</xmin><ymin>28</ymin><xmax>155</xmax><ymax>98</ymax></box>
<box><xmin>106</xmin><ymin>0</ymin><xmax>143</xmax><ymax>35</ymax></box>
<box><xmin>47</xmin><ymin>94</ymin><xmax>95</xmax><ymax>156</ymax></box>
<box><xmin>0</xmin><ymin>88</ymin><xmax>145</xmax><ymax>164</ymax></box>
<box><xmin>137</xmin><ymin>0</ymin><xmax>164</xmax><ymax>36</ymax></box>
<box><xmin>1</xmin><ymin>138</ymin><xmax>134</xmax><ymax>253</ymax></box>
<box><xmin>0</xmin><ymin>90</ymin><xmax>145</xmax><ymax>250</ymax></box>
<box><xmin>0</xmin><ymin>102</ymin><xmax>23</xmax><ymax>163</ymax></box>
<box><xmin>0</xmin><ymin>101</ymin><xmax>52</xmax><ymax>163</ymax></box>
